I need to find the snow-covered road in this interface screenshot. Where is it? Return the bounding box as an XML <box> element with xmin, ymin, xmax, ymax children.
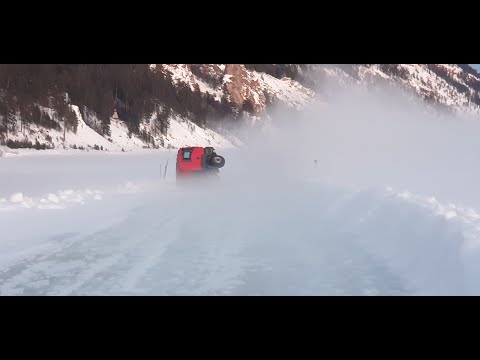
<box><xmin>1</xmin><ymin>149</ymin><xmax>480</xmax><ymax>295</ymax></box>
<box><xmin>0</xmin><ymin>183</ymin><xmax>407</xmax><ymax>295</ymax></box>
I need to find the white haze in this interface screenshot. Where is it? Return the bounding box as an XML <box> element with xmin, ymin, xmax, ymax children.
<box><xmin>251</xmin><ymin>82</ymin><xmax>480</xmax><ymax>208</ymax></box>
<box><xmin>2</xmin><ymin>81</ymin><xmax>480</xmax><ymax>295</ymax></box>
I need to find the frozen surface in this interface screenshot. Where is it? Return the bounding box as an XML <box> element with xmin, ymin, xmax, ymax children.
<box><xmin>0</xmin><ymin>148</ymin><xmax>479</xmax><ymax>296</ymax></box>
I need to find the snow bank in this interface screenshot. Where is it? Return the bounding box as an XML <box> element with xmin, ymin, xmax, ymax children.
<box><xmin>0</xmin><ymin>146</ymin><xmax>19</xmax><ymax>157</ymax></box>
<box><xmin>0</xmin><ymin>188</ymin><xmax>104</xmax><ymax>211</ymax></box>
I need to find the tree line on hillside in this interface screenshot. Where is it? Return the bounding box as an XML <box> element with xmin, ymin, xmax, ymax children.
<box><xmin>0</xmin><ymin>64</ymin><xmax>241</xmax><ymax>146</ymax></box>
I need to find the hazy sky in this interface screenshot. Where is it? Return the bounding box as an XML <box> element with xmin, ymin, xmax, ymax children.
<box><xmin>469</xmin><ymin>64</ymin><xmax>480</xmax><ymax>71</ymax></box>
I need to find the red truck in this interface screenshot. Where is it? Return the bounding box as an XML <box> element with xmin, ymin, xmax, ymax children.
<box><xmin>176</xmin><ymin>146</ymin><xmax>225</xmax><ymax>182</ymax></box>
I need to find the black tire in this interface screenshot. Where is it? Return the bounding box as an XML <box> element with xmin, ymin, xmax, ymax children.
<box><xmin>207</xmin><ymin>155</ymin><xmax>225</xmax><ymax>168</ymax></box>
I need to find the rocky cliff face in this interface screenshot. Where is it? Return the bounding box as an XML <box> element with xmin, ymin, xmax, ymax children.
<box><xmin>152</xmin><ymin>64</ymin><xmax>315</xmax><ymax>114</ymax></box>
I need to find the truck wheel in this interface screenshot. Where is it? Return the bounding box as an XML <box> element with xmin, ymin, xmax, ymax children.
<box><xmin>208</xmin><ymin>155</ymin><xmax>225</xmax><ymax>168</ymax></box>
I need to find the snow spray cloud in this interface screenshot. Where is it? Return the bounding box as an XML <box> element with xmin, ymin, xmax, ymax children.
<box><xmin>167</xmin><ymin>79</ymin><xmax>480</xmax><ymax>295</ymax></box>
<box><xmin>231</xmin><ymin>79</ymin><xmax>480</xmax><ymax>208</ymax></box>
<box><xmin>200</xmin><ymin>79</ymin><xmax>480</xmax><ymax>295</ymax></box>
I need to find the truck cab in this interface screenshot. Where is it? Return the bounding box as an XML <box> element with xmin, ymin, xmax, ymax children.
<box><xmin>176</xmin><ymin>146</ymin><xmax>225</xmax><ymax>182</ymax></box>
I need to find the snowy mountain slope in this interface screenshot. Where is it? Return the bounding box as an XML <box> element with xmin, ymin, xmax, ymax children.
<box><xmin>158</xmin><ymin>114</ymin><xmax>241</xmax><ymax>148</ymax></box>
<box><xmin>155</xmin><ymin>63</ymin><xmax>480</xmax><ymax>119</ymax></box>
<box><xmin>3</xmin><ymin>64</ymin><xmax>480</xmax><ymax>152</ymax></box>
<box><xmin>2</xmin><ymin>64</ymin><xmax>312</xmax><ymax>151</ymax></box>
<box><xmin>152</xmin><ymin>64</ymin><xmax>315</xmax><ymax>112</ymax></box>
<box><xmin>306</xmin><ymin>64</ymin><xmax>480</xmax><ymax>113</ymax></box>
<box><xmin>153</xmin><ymin>64</ymin><xmax>224</xmax><ymax>101</ymax></box>
<box><xmin>3</xmin><ymin>104</ymin><xmax>238</xmax><ymax>152</ymax></box>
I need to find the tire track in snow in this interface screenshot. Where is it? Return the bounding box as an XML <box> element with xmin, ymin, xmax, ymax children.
<box><xmin>0</xmin><ymin>181</ymin><xmax>474</xmax><ymax>296</ymax></box>
<box><xmin>0</xmin><ymin>199</ymin><xmax>181</xmax><ymax>295</ymax></box>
